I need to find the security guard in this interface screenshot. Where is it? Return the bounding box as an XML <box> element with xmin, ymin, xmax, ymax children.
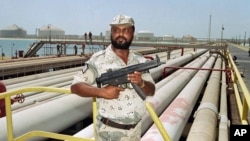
<box><xmin>71</xmin><ymin>15</ymin><xmax>155</xmax><ymax>141</ymax></box>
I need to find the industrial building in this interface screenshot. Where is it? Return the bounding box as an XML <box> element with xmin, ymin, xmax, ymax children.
<box><xmin>0</xmin><ymin>24</ymin><xmax>27</xmax><ymax>38</ymax></box>
<box><xmin>182</xmin><ymin>34</ymin><xmax>196</xmax><ymax>42</ymax></box>
<box><xmin>163</xmin><ymin>34</ymin><xmax>175</xmax><ymax>41</ymax></box>
<box><xmin>136</xmin><ymin>30</ymin><xmax>154</xmax><ymax>40</ymax></box>
<box><xmin>38</xmin><ymin>24</ymin><xmax>65</xmax><ymax>37</ymax></box>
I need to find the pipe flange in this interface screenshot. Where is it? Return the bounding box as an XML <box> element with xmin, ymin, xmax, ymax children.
<box><xmin>197</xmin><ymin>102</ymin><xmax>218</xmax><ymax>114</ymax></box>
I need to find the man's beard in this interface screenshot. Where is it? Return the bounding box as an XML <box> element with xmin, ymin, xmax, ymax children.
<box><xmin>111</xmin><ymin>35</ymin><xmax>133</xmax><ymax>50</ymax></box>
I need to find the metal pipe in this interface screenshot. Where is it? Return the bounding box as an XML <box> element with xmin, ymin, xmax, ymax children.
<box><xmin>1</xmin><ymin>61</ymin><xmax>76</xmax><ymax>84</ymax></box>
<box><xmin>147</xmin><ymin>48</ymin><xmax>194</xmax><ymax>63</ymax></box>
<box><xmin>150</xmin><ymin>49</ymin><xmax>207</xmax><ymax>81</ymax></box>
<box><xmin>147</xmin><ymin>53</ymin><xmax>209</xmax><ymax>115</ymax></box>
<box><xmin>142</xmin><ymin>54</ymin><xmax>217</xmax><ymax>141</ymax></box>
<box><xmin>0</xmin><ymin>95</ymin><xmax>92</xmax><ymax>141</ymax></box>
<box><xmin>12</xmin><ymin>82</ymin><xmax>71</xmax><ymax>111</ymax></box>
<box><xmin>2</xmin><ymin>67</ymin><xmax>82</xmax><ymax>86</ymax></box>
<box><xmin>6</xmin><ymin>73</ymin><xmax>74</xmax><ymax>90</ymax></box>
<box><xmin>218</xmin><ymin>62</ymin><xmax>229</xmax><ymax>141</ymax></box>
<box><xmin>156</xmin><ymin>53</ymin><xmax>207</xmax><ymax>90</ymax></box>
<box><xmin>187</xmin><ymin>56</ymin><xmax>222</xmax><ymax>141</ymax></box>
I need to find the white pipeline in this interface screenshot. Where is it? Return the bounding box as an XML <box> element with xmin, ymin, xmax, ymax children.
<box><xmin>150</xmin><ymin>49</ymin><xmax>207</xmax><ymax>81</ymax></box>
<box><xmin>142</xmin><ymin>54</ymin><xmax>217</xmax><ymax>141</ymax></box>
<box><xmin>187</xmin><ymin>56</ymin><xmax>222</xmax><ymax>140</ymax></box>
<box><xmin>6</xmin><ymin>73</ymin><xmax>74</xmax><ymax>90</ymax></box>
<box><xmin>156</xmin><ymin>53</ymin><xmax>207</xmax><ymax>89</ymax></box>
<box><xmin>218</xmin><ymin>63</ymin><xmax>229</xmax><ymax>141</ymax></box>
<box><xmin>0</xmin><ymin>95</ymin><xmax>92</xmax><ymax>141</ymax></box>
<box><xmin>12</xmin><ymin>82</ymin><xmax>71</xmax><ymax>111</ymax></box>
<box><xmin>3</xmin><ymin>67</ymin><xmax>82</xmax><ymax>85</ymax></box>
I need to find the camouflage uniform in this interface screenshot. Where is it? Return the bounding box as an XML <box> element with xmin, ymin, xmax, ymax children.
<box><xmin>72</xmin><ymin>45</ymin><xmax>155</xmax><ymax>141</ymax></box>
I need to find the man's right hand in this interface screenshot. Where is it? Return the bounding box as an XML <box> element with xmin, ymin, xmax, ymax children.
<box><xmin>99</xmin><ymin>85</ymin><xmax>124</xmax><ymax>99</ymax></box>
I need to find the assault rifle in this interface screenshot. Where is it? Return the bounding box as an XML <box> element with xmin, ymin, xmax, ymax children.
<box><xmin>96</xmin><ymin>55</ymin><xmax>161</xmax><ymax>100</ymax></box>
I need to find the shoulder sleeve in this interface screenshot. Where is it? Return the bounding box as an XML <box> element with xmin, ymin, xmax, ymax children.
<box><xmin>72</xmin><ymin>63</ymin><xmax>98</xmax><ymax>85</ymax></box>
<box><xmin>132</xmin><ymin>51</ymin><xmax>147</xmax><ymax>63</ymax></box>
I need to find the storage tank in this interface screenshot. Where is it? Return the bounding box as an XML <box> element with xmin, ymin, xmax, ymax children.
<box><xmin>38</xmin><ymin>24</ymin><xmax>65</xmax><ymax>37</ymax></box>
<box><xmin>0</xmin><ymin>24</ymin><xmax>27</xmax><ymax>38</ymax></box>
<box><xmin>182</xmin><ymin>34</ymin><xmax>196</xmax><ymax>42</ymax></box>
<box><xmin>163</xmin><ymin>34</ymin><xmax>175</xmax><ymax>41</ymax></box>
<box><xmin>136</xmin><ymin>30</ymin><xmax>154</xmax><ymax>41</ymax></box>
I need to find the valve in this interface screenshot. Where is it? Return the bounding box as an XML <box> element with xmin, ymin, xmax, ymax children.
<box><xmin>14</xmin><ymin>93</ymin><xmax>25</xmax><ymax>103</ymax></box>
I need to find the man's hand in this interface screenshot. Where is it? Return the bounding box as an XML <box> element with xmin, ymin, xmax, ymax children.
<box><xmin>100</xmin><ymin>85</ymin><xmax>124</xmax><ymax>99</ymax></box>
<box><xmin>127</xmin><ymin>71</ymin><xmax>144</xmax><ymax>87</ymax></box>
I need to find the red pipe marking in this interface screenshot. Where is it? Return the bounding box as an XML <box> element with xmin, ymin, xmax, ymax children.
<box><xmin>159</xmin><ymin>97</ymin><xmax>190</xmax><ymax>125</ymax></box>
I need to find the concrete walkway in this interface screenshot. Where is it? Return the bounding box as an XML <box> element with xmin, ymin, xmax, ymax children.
<box><xmin>228</xmin><ymin>43</ymin><xmax>250</xmax><ymax>91</ymax></box>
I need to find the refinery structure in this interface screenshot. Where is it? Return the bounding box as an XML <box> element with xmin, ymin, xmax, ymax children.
<box><xmin>0</xmin><ymin>24</ymin><xmax>197</xmax><ymax>42</ymax></box>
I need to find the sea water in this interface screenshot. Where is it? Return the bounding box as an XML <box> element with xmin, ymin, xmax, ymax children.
<box><xmin>0</xmin><ymin>38</ymin><xmax>103</xmax><ymax>57</ymax></box>
<box><xmin>0</xmin><ymin>38</ymin><xmax>35</xmax><ymax>57</ymax></box>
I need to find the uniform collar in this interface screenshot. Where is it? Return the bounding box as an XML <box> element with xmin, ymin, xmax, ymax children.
<box><xmin>105</xmin><ymin>45</ymin><xmax>135</xmax><ymax>65</ymax></box>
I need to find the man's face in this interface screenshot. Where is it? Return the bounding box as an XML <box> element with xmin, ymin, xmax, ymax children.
<box><xmin>111</xmin><ymin>25</ymin><xmax>134</xmax><ymax>50</ymax></box>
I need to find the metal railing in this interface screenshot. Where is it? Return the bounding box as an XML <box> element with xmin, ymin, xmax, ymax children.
<box><xmin>0</xmin><ymin>87</ymin><xmax>94</xmax><ymax>141</ymax></box>
<box><xmin>0</xmin><ymin>87</ymin><xmax>171</xmax><ymax>141</ymax></box>
<box><xmin>227</xmin><ymin>50</ymin><xmax>250</xmax><ymax>124</ymax></box>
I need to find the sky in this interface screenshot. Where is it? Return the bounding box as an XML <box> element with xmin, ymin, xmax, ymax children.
<box><xmin>1</xmin><ymin>0</ymin><xmax>250</xmax><ymax>39</ymax></box>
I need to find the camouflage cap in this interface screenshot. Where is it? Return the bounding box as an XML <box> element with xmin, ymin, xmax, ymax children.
<box><xmin>110</xmin><ymin>15</ymin><xmax>134</xmax><ymax>26</ymax></box>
